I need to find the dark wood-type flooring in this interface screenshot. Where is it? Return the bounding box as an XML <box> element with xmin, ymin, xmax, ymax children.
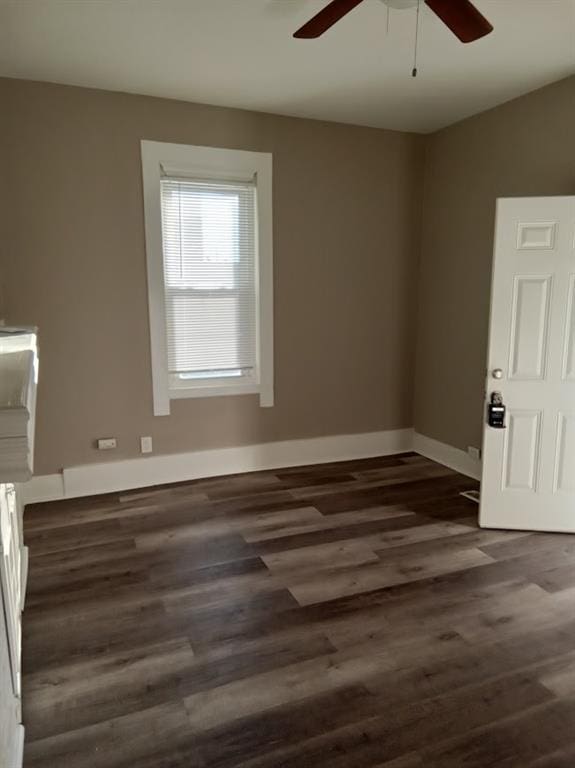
<box><xmin>21</xmin><ymin>453</ymin><xmax>575</xmax><ymax>767</ymax></box>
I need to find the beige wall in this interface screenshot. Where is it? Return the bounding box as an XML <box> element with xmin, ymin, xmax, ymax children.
<box><xmin>4</xmin><ymin>74</ymin><xmax>572</xmax><ymax>475</ymax></box>
<box><xmin>414</xmin><ymin>76</ymin><xmax>575</xmax><ymax>453</ymax></box>
<box><xmin>1</xmin><ymin>78</ymin><xmax>425</xmax><ymax>475</ymax></box>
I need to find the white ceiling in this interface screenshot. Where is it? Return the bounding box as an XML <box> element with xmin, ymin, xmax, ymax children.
<box><xmin>0</xmin><ymin>0</ymin><xmax>574</xmax><ymax>133</ymax></box>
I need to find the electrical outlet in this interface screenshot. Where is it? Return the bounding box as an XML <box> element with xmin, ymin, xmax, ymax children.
<box><xmin>97</xmin><ymin>438</ymin><xmax>117</xmax><ymax>451</ymax></box>
<box><xmin>140</xmin><ymin>436</ymin><xmax>153</xmax><ymax>454</ymax></box>
<box><xmin>467</xmin><ymin>446</ymin><xmax>481</xmax><ymax>461</ymax></box>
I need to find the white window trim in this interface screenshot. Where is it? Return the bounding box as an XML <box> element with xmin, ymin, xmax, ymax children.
<box><xmin>141</xmin><ymin>140</ymin><xmax>274</xmax><ymax>416</ymax></box>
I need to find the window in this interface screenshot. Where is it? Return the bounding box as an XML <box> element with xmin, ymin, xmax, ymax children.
<box><xmin>161</xmin><ymin>177</ymin><xmax>258</xmax><ymax>391</ymax></box>
<box><xmin>141</xmin><ymin>141</ymin><xmax>273</xmax><ymax>416</ymax></box>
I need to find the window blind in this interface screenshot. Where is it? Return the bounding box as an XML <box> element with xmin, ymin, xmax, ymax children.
<box><xmin>160</xmin><ymin>177</ymin><xmax>257</xmax><ymax>381</ymax></box>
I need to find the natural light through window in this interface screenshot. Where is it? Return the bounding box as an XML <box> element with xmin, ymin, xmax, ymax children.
<box><xmin>161</xmin><ymin>178</ymin><xmax>257</xmax><ymax>388</ymax></box>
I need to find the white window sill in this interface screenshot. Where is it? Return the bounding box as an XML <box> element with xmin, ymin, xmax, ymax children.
<box><xmin>169</xmin><ymin>384</ymin><xmax>260</xmax><ymax>400</ymax></box>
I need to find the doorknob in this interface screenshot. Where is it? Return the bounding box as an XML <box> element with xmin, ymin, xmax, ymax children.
<box><xmin>492</xmin><ymin>368</ymin><xmax>504</xmax><ymax>379</ymax></box>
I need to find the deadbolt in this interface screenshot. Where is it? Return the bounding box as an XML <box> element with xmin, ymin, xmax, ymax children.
<box><xmin>488</xmin><ymin>391</ymin><xmax>506</xmax><ymax>428</ymax></box>
<box><xmin>492</xmin><ymin>368</ymin><xmax>503</xmax><ymax>379</ymax></box>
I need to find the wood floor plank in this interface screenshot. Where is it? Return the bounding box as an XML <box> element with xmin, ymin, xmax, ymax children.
<box><xmin>208</xmin><ymin>472</ymin><xmax>357</xmax><ymax>499</ymax></box>
<box><xmin>262</xmin><ymin>539</ymin><xmax>380</xmax><ymax>574</ymax></box>
<box><xmin>24</xmin><ymin>700</ymin><xmax>194</xmax><ymax>768</ymax></box>
<box><xmin>163</xmin><ymin>587</ymin><xmax>302</xmax><ymax>648</ymax></box>
<box><xmin>193</xmin><ymin>684</ymin><xmax>378</xmax><ymax>768</ymax></box>
<box><xmin>23</xmin><ymin>637</ymin><xmax>196</xmax><ymax>741</ymax></box>
<box><xmin>242</xmin><ymin>505</ymin><xmax>412</xmax><ymax>543</ymax></box>
<box><xmin>452</xmin><ymin>585</ymin><xmax>575</xmax><ymax>644</ymax></box>
<box><xmin>370</xmin><ymin>756</ymin><xmax>424</xmax><ymax>768</ymax></box>
<box><xmin>231</xmin><ymin>673</ymin><xmax>552</xmax><ymax>768</ymax></box>
<box><xmin>134</xmin><ymin>505</ymin><xmax>323</xmax><ymax>552</ymax></box>
<box><xmin>479</xmin><ymin>531</ymin><xmax>575</xmax><ymax>561</ymax></box>
<box><xmin>23</xmin><ymin>601</ymin><xmax>181</xmax><ymax>673</ymax></box>
<box><xmin>183</xmin><ymin>644</ymin><xmax>397</xmax><ymax>732</ymax></box>
<box><xmin>352</xmin><ymin>461</ymin><xmax>456</xmax><ymax>481</ymax></box>
<box><xmin>538</xmin><ymin>651</ymin><xmax>575</xmax><ymax>698</ymax></box>
<box><xmin>287</xmin><ymin>464</ymin><xmax>456</xmax><ymax>500</ymax></box>
<box><xmin>251</xmin><ymin>512</ymin><xmax>432</xmax><ymax>555</ymax></box>
<box><xmin>273</xmin><ymin>455</ymin><xmax>413</xmax><ymax>480</ymax></box>
<box><xmin>312</xmin><ymin>474</ymin><xmax>472</xmax><ymax>515</ymax></box>
<box><xmin>26</xmin><ymin>538</ymin><xmax>137</xmax><ymax>573</ymax></box>
<box><xmin>24</xmin><ymin>517</ymin><xmax>129</xmax><ymax>556</ymax></box>
<box><xmin>366</xmin><ymin>619</ymin><xmax>575</xmax><ymax>706</ymax></box>
<box><xmin>531</xmin><ymin>563</ymin><xmax>575</xmax><ymax>594</ymax></box>
<box><xmin>288</xmin><ymin>546</ymin><xmax>494</xmax><ymax>606</ymax></box>
<box><xmin>525</xmin><ymin>743</ymin><xmax>575</xmax><ymax>767</ymax></box>
<box><xmin>421</xmin><ymin>698</ymin><xmax>575</xmax><ymax>768</ymax></box>
<box><xmin>24</xmin><ymin>632</ymin><xmax>336</xmax><ymax>743</ymax></box>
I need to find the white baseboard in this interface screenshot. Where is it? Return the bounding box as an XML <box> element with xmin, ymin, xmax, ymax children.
<box><xmin>413</xmin><ymin>432</ymin><xmax>482</xmax><ymax>481</ymax></box>
<box><xmin>21</xmin><ymin>473</ymin><xmax>64</xmax><ymax>504</ymax></box>
<box><xmin>23</xmin><ymin>428</ymin><xmax>414</xmax><ymax>502</ymax></box>
<box><xmin>22</xmin><ymin>429</ymin><xmax>482</xmax><ymax>504</ymax></box>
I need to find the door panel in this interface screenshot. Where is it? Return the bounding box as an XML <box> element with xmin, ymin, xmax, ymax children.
<box><xmin>563</xmin><ymin>275</ymin><xmax>575</xmax><ymax>380</ymax></box>
<box><xmin>503</xmin><ymin>410</ymin><xmax>542</xmax><ymax>492</ymax></box>
<box><xmin>516</xmin><ymin>221</ymin><xmax>557</xmax><ymax>250</ymax></box>
<box><xmin>508</xmin><ymin>276</ymin><xmax>551</xmax><ymax>380</ymax></box>
<box><xmin>554</xmin><ymin>413</ymin><xmax>575</xmax><ymax>494</ymax></box>
<box><xmin>480</xmin><ymin>196</ymin><xmax>575</xmax><ymax>533</ymax></box>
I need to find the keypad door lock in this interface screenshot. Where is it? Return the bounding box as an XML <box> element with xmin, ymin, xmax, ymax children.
<box><xmin>487</xmin><ymin>391</ymin><xmax>506</xmax><ymax>429</ymax></box>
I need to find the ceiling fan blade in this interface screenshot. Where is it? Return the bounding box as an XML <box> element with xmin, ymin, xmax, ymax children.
<box><xmin>425</xmin><ymin>0</ymin><xmax>493</xmax><ymax>43</ymax></box>
<box><xmin>293</xmin><ymin>0</ymin><xmax>366</xmax><ymax>38</ymax></box>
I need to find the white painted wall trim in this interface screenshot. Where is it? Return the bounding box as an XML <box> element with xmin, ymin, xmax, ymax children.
<box><xmin>141</xmin><ymin>140</ymin><xmax>274</xmax><ymax>415</ymax></box>
<box><xmin>23</xmin><ymin>428</ymin><xmax>414</xmax><ymax>502</ymax></box>
<box><xmin>413</xmin><ymin>432</ymin><xmax>482</xmax><ymax>481</ymax></box>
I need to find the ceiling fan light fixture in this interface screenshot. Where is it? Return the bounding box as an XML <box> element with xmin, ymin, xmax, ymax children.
<box><xmin>379</xmin><ymin>0</ymin><xmax>419</xmax><ymax>9</ymax></box>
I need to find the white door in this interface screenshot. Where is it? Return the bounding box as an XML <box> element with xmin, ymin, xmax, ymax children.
<box><xmin>480</xmin><ymin>196</ymin><xmax>575</xmax><ymax>533</ymax></box>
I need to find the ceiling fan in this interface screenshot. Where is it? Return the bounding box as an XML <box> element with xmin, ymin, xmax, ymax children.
<box><xmin>294</xmin><ymin>0</ymin><xmax>494</xmax><ymax>43</ymax></box>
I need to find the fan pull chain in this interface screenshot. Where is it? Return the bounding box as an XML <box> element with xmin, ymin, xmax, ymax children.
<box><xmin>412</xmin><ymin>0</ymin><xmax>421</xmax><ymax>77</ymax></box>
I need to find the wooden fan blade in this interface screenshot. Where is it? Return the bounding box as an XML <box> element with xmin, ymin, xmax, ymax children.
<box><xmin>294</xmin><ymin>0</ymin><xmax>366</xmax><ymax>38</ymax></box>
<box><xmin>425</xmin><ymin>0</ymin><xmax>493</xmax><ymax>43</ymax></box>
